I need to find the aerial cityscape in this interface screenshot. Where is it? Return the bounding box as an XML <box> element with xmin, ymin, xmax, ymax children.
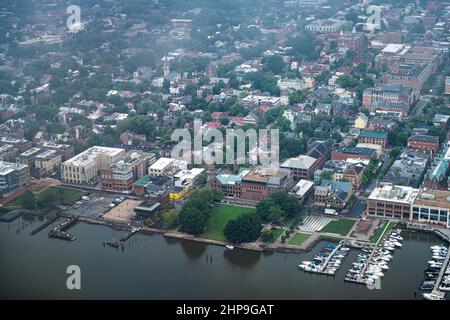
<box><xmin>1</xmin><ymin>0</ymin><xmax>450</xmax><ymax>301</ymax></box>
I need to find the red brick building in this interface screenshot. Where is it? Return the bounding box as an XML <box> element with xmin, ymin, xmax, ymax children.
<box><xmin>407</xmin><ymin>135</ymin><xmax>440</xmax><ymax>155</ymax></box>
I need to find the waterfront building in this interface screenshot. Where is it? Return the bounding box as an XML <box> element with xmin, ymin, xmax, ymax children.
<box><xmin>61</xmin><ymin>146</ymin><xmax>126</xmax><ymax>184</ymax></box>
<box><xmin>366</xmin><ymin>183</ymin><xmax>419</xmax><ymax>220</ymax></box>
<box><xmin>0</xmin><ymin>161</ymin><xmax>30</xmax><ymax>197</ymax></box>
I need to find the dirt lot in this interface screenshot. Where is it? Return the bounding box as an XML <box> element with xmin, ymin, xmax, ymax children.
<box><xmin>102</xmin><ymin>199</ymin><xmax>143</xmax><ymax>223</ymax></box>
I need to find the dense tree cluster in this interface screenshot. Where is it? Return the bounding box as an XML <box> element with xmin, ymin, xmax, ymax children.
<box><xmin>178</xmin><ymin>188</ymin><xmax>224</xmax><ymax>235</ymax></box>
<box><xmin>223</xmin><ymin>212</ymin><xmax>262</xmax><ymax>244</ymax></box>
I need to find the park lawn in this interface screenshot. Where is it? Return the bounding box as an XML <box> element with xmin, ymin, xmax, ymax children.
<box><xmin>201</xmin><ymin>204</ymin><xmax>256</xmax><ymax>241</ymax></box>
<box><xmin>288</xmin><ymin>233</ymin><xmax>310</xmax><ymax>246</ymax></box>
<box><xmin>6</xmin><ymin>186</ymin><xmax>86</xmax><ymax>209</ymax></box>
<box><xmin>320</xmin><ymin>219</ymin><xmax>356</xmax><ymax>236</ymax></box>
<box><xmin>271</xmin><ymin>228</ymin><xmax>285</xmax><ymax>242</ymax></box>
<box><xmin>371</xmin><ymin>221</ymin><xmax>398</xmax><ymax>244</ymax></box>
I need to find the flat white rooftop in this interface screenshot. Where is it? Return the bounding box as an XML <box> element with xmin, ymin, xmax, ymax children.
<box><xmin>63</xmin><ymin>146</ymin><xmax>124</xmax><ymax>167</ymax></box>
<box><xmin>150</xmin><ymin>157</ymin><xmax>175</xmax><ymax>171</ymax></box>
<box><xmin>368</xmin><ymin>183</ymin><xmax>419</xmax><ymax>205</ymax></box>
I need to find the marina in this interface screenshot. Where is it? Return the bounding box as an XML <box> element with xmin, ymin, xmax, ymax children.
<box><xmin>298</xmin><ymin>241</ymin><xmax>350</xmax><ymax>276</ymax></box>
<box><xmin>345</xmin><ymin>229</ymin><xmax>403</xmax><ymax>286</ymax></box>
<box><xmin>0</xmin><ymin>217</ymin><xmax>449</xmax><ymax>299</ymax></box>
<box><xmin>420</xmin><ymin>244</ymin><xmax>450</xmax><ymax>300</ymax></box>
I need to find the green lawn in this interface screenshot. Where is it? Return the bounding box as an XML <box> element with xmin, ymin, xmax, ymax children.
<box><xmin>201</xmin><ymin>204</ymin><xmax>256</xmax><ymax>241</ymax></box>
<box><xmin>271</xmin><ymin>228</ymin><xmax>285</xmax><ymax>242</ymax></box>
<box><xmin>370</xmin><ymin>221</ymin><xmax>398</xmax><ymax>244</ymax></box>
<box><xmin>6</xmin><ymin>186</ymin><xmax>86</xmax><ymax>210</ymax></box>
<box><xmin>288</xmin><ymin>233</ymin><xmax>310</xmax><ymax>246</ymax></box>
<box><xmin>320</xmin><ymin>219</ymin><xmax>356</xmax><ymax>236</ymax></box>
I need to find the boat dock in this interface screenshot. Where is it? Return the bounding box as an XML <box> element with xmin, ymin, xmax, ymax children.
<box><xmin>319</xmin><ymin>241</ymin><xmax>345</xmax><ymax>272</ymax></box>
<box><xmin>120</xmin><ymin>227</ymin><xmax>141</xmax><ymax>242</ymax></box>
<box><xmin>48</xmin><ymin>218</ymin><xmax>77</xmax><ymax>241</ymax></box>
<box><xmin>30</xmin><ymin>217</ymin><xmax>58</xmax><ymax>235</ymax></box>
<box><xmin>432</xmin><ymin>246</ymin><xmax>450</xmax><ymax>294</ymax></box>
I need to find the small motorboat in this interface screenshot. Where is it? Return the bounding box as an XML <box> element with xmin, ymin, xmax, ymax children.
<box><xmin>423</xmin><ymin>292</ymin><xmax>446</xmax><ymax>300</ymax></box>
<box><xmin>226</xmin><ymin>245</ymin><xmax>234</xmax><ymax>250</ymax></box>
<box><xmin>420</xmin><ymin>281</ymin><xmax>435</xmax><ymax>291</ymax></box>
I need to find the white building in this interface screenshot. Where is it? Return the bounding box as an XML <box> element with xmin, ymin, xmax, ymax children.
<box><xmin>61</xmin><ymin>146</ymin><xmax>125</xmax><ymax>184</ymax></box>
<box><xmin>148</xmin><ymin>157</ymin><xmax>188</xmax><ymax>177</ymax></box>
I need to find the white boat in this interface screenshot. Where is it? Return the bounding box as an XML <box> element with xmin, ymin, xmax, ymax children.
<box><xmin>340</xmin><ymin>247</ymin><xmax>350</xmax><ymax>252</ymax></box>
<box><xmin>301</xmin><ymin>261</ymin><xmax>312</xmax><ymax>266</ymax></box>
<box><xmin>391</xmin><ymin>241</ymin><xmax>402</xmax><ymax>248</ymax></box>
<box><xmin>226</xmin><ymin>245</ymin><xmax>234</xmax><ymax>250</ymax></box>
<box><xmin>439</xmin><ymin>286</ymin><xmax>450</xmax><ymax>292</ymax></box>
<box><xmin>423</xmin><ymin>292</ymin><xmax>446</xmax><ymax>300</ymax></box>
<box><xmin>432</xmin><ymin>255</ymin><xmax>446</xmax><ymax>261</ymax></box>
<box><xmin>384</xmin><ymin>246</ymin><xmax>395</xmax><ymax>251</ymax></box>
<box><xmin>390</xmin><ymin>235</ymin><xmax>403</xmax><ymax>241</ymax></box>
<box><xmin>431</xmin><ymin>245</ymin><xmax>446</xmax><ymax>251</ymax></box>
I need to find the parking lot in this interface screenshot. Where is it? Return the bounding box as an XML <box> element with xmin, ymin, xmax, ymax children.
<box><xmin>63</xmin><ymin>191</ymin><xmax>120</xmax><ymax>219</ymax></box>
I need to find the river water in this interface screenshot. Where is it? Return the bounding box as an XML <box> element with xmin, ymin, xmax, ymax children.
<box><xmin>0</xmin><ymin>216</ymin><xmax>446</xmax><ymax>300</ymax></box>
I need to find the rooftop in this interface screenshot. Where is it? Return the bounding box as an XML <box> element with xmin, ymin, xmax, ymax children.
<box><xmin>368</xmin><ymin>183</ymin><xmax>419</xmax><ymax>205</ymax></box>
<box><xmin>414</xmin><ymin>189</ymin><xmax>450</xmax><ymax>210</ymax></box>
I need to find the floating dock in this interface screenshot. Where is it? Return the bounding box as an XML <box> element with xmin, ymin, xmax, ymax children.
<box><xmin>120</xmin><ymin>227</ymin><xmax>141</xmax><ymax>242</ymax></box>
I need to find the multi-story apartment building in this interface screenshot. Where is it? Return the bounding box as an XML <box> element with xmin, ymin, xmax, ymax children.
<box><xmin>0</xmin><ymin>144</ymin><xmax>18</xmax><ymax>162</ymax></box>
<box><xmin>15</xmin><ymin>147</ymin><xmax>42</xmax><ymax>174</ymax></box>
<box><xmin>0</xmin><ymin>161</ymin><xmax>30</xmax><ymax>196</ymax></box>
<box><xmin>0</xmin><ymin>137</ymin><xmax>32</xmax><ymax>153</ymax></box>
<box><xmin>34</xmin><ymin>149</ymin><xmax>62</xmax><ymax>176</ymax></box>
<box><xmin>61</xmin><ymin>146</ymin><xmax>126</xmax><ymax>184</ymax></box>
<box><xmin>38</xmin><ymin>141</ymin><xmax>75</xmax><ymax>161</ymax></box>
<box><xmin>100</xmin><ymin>162</ymin><xmax>134</xmax><ymax>192</ymax></box>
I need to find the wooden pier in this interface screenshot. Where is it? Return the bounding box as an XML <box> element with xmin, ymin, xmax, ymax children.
<box><xmin>30</xmin><ymin>217</ymin><xmax>58</xmax><ymax>235</ymax></box>
<box><xmin>120</xmin><ymin>227</ymin><xmax>141</xmax><ymax>242</ymax></box>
